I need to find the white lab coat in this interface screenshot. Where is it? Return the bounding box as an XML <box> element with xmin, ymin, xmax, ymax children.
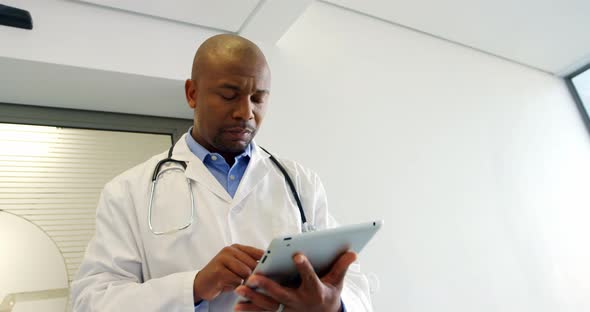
<box><xmin>71</xmin><ymin>134</ymin><xmax>373</xmax><ymax>311</ymax></box>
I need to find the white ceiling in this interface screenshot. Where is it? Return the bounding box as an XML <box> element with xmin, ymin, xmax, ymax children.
<box><xmin>76</xmin><ymin>0</ymin><xmax>260</xmax><ymax>32</ymax></box>
<box><xmin>72</xmin><ymin>0</ymin><xmax>590</xmax><ymax>76</ymax></box>
<box><xmin>323</xmin><ymin>0</ymin><xmax>590</xmax><ymax>75</ymax></box>
<box><xmin>2</xmin><ymin>0</ymin><xmax>590</xmax><ymax>119</ymax></box>
<box><xmin>73</xmin><ymin>0</ymin><xmax>314</xmax><ymax>44</ymax></box>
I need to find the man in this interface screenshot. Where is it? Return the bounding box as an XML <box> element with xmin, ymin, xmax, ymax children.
<box><xmin>71</xmin><ymin>34</ymin><xmax>373</xmax><ymax>311</ymax></box>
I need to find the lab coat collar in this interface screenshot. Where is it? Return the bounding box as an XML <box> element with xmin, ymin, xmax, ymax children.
<box><xmin>231</xmin><ymin>143</ymin><xmax>272</xmax><ymax>206</ymax></box>
<box><xmin>171</xmin><ymin>134</ymin><xmax>271</xmax><ymax>204</ymax></box>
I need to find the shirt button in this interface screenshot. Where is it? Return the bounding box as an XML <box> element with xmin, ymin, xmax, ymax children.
<box><xmin>230</xmin><ymin>175</ymin><xmax>235</xmax><ymax>180</ymax></box>
<box><xmin>211</xmin><ymin>155</ymin><xmax>217</xmax><ymax>161</ymax></box>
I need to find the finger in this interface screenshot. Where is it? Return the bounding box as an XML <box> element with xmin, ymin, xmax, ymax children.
<box><xmin>233</xmin><ymin>244</ymin><xmax>265</xmax><ymax>261</ymax></box>
<box><xmin>223</xmin><ymin>254</ymin><xmax>255</xmax><ymax>279</ymax></box>
<box><xmin>233</xmin><ymin>302</ymin><xmax>266</xmax><ymax>311</ymax></box>
<box><xmin>293</xmin><ymin>253</ymin><xmax>322</xmax><ymax>292</ymax></box>
<box><xmin>235</xmin><ymin>285</ymin><xmax>281</xmax><ymax>312</ymax></box>
<box><xmin>321</xmin><ymin>251</ymin><xmax>357</xmax><ymax>286</ymax></box>
<box><xmin>228</xmin><ymin>245</ymin><xmax>264</xmax><ymax>269</ymax></box>
<box><xmin>219</xmin><ymin>245</ymin><xmax>259</xmax><ymax>274</ymax></box>
<box><xmin>246</xmin><ymin>274</ymin><xmax>294</xmax><ymax>305</ymax></box>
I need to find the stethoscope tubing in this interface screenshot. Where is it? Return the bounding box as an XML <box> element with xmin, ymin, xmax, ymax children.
<box><xmin>148</xmin><ymin>142</ymin><xmax>313</xmax><ymax>235</ymax></box>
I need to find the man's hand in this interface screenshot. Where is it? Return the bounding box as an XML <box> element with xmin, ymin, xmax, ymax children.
<box><xmin>193</xmin><ymin>244</ymin><xmax>264</xmax><ymax>303</ymax></box>
<box><xmin>233</xmin><ymin>251</ymin><xmax>357</xmax><ymax>312</ymax></box>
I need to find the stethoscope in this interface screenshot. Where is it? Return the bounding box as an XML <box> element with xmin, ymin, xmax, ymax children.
<box><xmin>148</xmin><ymin>142</ymin><xmax>315</xmax><ymax>235</ymax></box>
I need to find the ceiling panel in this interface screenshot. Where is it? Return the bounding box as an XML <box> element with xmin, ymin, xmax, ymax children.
<box><xmin>324</xmin><ymin>0</ymin><xmax>590</xmax><ymax>75</ymax></box>
<box><xmin>0</xmin><ymin>57</ymin><xmax>191</xmax><ymax>119</ymax></box>
<box><xmin>76</xmin><ymin>0</ymin><xmax>260</xmax><ymax>32</ymax></box>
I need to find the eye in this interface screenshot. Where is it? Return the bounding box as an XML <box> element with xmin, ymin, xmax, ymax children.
<box><xmin>219</xmin><ymin>91</ymin><xmax>238</xmax><ymax>101</ymax></box>
<box><xmin>251</xmin><ymin>93</ymin><xmax>267</xmax><ymax>104</ymax></box>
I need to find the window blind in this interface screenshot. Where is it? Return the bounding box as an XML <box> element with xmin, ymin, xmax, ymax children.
<box><xmin>0</xmin><ymin>123</ymin><xmax>172</xmax><ymax>283</ymax></box>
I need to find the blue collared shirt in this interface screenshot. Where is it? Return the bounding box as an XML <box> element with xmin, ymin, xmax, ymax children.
<box><xmin>185</xmin><ymin>130</ymin><xmax>251</xmax><ymax>198</ymax></box>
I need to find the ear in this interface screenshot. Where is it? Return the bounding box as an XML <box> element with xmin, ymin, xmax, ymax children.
<box><xmin>185</xmin><ymin>79</ymin><xmax>197</xmax><ymax>109</ymax></box>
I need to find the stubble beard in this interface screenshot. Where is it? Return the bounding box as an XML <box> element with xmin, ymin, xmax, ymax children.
<box><xmin>212</xmin><ymin>128</ymin><xmax>257</xmax><ymax>153</ymax></box>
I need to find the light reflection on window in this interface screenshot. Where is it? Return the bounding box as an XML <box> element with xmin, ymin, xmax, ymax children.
<box><xmin>571</xmin><ymin>67</ymin><xmax>590</xmax><ymax>124</ymax></box>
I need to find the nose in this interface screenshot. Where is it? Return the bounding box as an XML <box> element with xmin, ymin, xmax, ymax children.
<box><xmin>232</xmin><ymin>97</ymin><xmax>254</xmax><ymax>121</ymax></box>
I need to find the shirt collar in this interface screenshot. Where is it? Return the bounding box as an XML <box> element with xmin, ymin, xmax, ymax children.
<box><xmin>185</xmin><ymin>128</ymin><xmax>251</xmax><ymax>163</ymax></box>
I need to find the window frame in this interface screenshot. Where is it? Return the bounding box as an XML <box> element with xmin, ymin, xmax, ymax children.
<box><xmin>565</xmin><ymin>63</ymin><xmax>590</xmax><ymax>134</ymax></box>
<box><xmin>0</xmin><ymin>102</ymin><xmax>193</xmax><ymax>144</ymax></box>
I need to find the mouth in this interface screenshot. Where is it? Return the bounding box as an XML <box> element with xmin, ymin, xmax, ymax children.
<box><xmin>222</xmin><ymin>127</ymin><xmax>254</xmax><ymax>141</ymax></box>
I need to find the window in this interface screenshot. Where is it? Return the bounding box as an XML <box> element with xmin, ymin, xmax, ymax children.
<box><xmin>566</xmin><ymin>64</ymin><xmax>590</xmax><ymax>133</ymax></box>
<box><xmin>0</xmin><ymin>103</ymin><xmax>191</xmax><ymax>311</ymax></box>
<box><xmin>0</xmin><ymin>123</ymin><xmax>173</xmax><ymax>281</ymax></box>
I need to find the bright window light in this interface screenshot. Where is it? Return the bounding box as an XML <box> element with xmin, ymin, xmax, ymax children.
<box><xmin>569</xmin><ymin>65</ymin><xmax>590</xmax><ymax>132</ymax></box>
<box><xmin>0</xmin><ymin>124</ymin><xmax>60</xmax><ymax>156</ymax></box>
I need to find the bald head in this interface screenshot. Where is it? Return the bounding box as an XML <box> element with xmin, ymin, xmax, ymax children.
<box><xmin>191</xmin><ymin>34</ymin><xmax>269</xmax><ymax>80</ymax></box>
<box><xmin>184</xmin><ymin>34</ymin><xmax>271</xmax><ymax>161</ymax></box>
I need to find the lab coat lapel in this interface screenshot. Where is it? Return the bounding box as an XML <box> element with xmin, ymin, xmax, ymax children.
<box><xmin>172</xmin><ymin>135</ymin><xmax>232</xmax><ymax>203</ymax></box>
<box><xmin>232</xmin><ymin>142</ymin><xmax>271</xmax><ymax>206</ymax></box>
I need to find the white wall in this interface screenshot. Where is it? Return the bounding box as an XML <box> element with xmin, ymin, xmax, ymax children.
<box><xmin>256</xmin><ymin>2</ymin><xmax>590</xmax><ymax>311</ymax></box>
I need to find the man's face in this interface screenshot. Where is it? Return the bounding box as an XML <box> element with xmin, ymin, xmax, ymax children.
<box><xmin>186</xmin><ymin>59</ymin><xmax>270</xmax><ymax>154</ymax></box>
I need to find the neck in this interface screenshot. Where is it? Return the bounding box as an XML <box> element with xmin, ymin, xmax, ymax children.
<box><xmin>221</xmin><ymin>153</ymin><xmax>236</xmax><ymax>166</ymax></box>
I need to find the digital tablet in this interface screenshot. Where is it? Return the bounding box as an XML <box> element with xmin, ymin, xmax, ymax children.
<box><xmin>251</xmin><ymin>220</ymin><xmax>383</xmax><ymax>288</ymax></box>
